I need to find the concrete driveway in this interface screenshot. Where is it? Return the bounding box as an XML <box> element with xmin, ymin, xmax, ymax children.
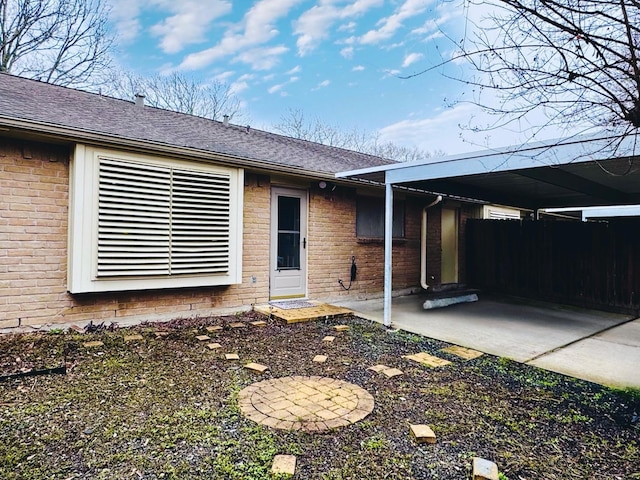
<box><xmin>334</xmin><ymin>294</ymin><xmax>640</xmax><ymax>389</ymax></box>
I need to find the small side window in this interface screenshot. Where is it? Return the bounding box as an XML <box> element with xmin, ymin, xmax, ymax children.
<box><xmin>356</xmin><ymin>195</ymin><xmax>405</xmax><ymax>238</ymax></box>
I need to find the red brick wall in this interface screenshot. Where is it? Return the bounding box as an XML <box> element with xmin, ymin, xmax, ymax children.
<box><xmin>307</xmin><ymin>186</ymin><xmax>422</xmax><ymax>301</ymax></box>
<box><xmin>0</xmin><ymin>140</ymin><xmax>273</xmax><ymax>328</ymax></box>
<box><xmin>0</xmin><ymin>138</ymin><xmax>440</xmax><ymax>328</ymax></box>
<box><xmin>0</xmin><ymin>140</ymin><xmax>70</xmax><ymax>328</ymax></box>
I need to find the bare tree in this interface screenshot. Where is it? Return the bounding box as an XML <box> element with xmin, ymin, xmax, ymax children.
<box><xmin>109</xmin><ymin>71</ymin><xmax>244</xmax><ymax>122</ymax></box>
<box><xmin>421</xmin><ymin>0</ymin><xmax>640</xmax><ymax>155</ymax></box>
<box><xmin>368</xmin><ymin>139</ymin><xmax>446</xmax><ymax>162</ymax></box>
<box><xmin>274</xmin><ymin>108</ymin><xmax>443</xmax><ymax>161</ymax></box>
<box><xmin>0</xmin><ymin>0</ymin><xmax>113</xmax><ymax>88</ymax></box>
<box><xmin>274</xmin><ymin>108</ymin><xmax>371</xmax><ymax>150</ymax></box>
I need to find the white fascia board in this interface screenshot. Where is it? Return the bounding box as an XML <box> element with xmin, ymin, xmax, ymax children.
<box><xmin>336</xmin><ymin>132</ymin><xmax>635</xmax><ymax>185</ymax></box>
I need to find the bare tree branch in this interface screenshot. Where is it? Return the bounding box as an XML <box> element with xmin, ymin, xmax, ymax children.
<box><xmin>107</xmin><ymin>70</ymin><xmax>245</xmax><ymax>122</ymax></box>
<box><xmin>274</xmin><ymin>108</ymin><xmax>444</xmax><ymax>162</ymax></box>
<box><xmin>0</xmin><ymin>0</ymin><xmax>113</xmax><ymax>88</ymax></box>
<box><xmin>442</xmin><ymin>0</ymin><xmax>640</xmax><ymax>151</ymax></box>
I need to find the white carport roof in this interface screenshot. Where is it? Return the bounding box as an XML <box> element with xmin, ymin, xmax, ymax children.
<box><xmin>336</xmin><ymin>133</ymin><xmax>640</xmax><ymax>210</ymax></box>
<box><xmin>335</xmin><ymin>133</ymin><xmax>640</xmax><ymax>327</ymax></box>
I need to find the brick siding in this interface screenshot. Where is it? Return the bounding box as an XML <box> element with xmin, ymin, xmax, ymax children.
<box><xmin>1</xmin><ymin>139</ymin><xmax>466</xmax><ymax>328</ymax></box>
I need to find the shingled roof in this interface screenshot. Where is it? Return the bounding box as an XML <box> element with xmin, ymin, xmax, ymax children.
<box><xmin>0</xmin><ymin>73</ymin><xmax>396</xmax><ymax>176</ymax></box>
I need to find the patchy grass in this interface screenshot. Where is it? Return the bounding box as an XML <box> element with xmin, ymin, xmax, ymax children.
<box><xmin>1</xmin><ymin>313</ymin><xmax>639</xmax><ymax>480</ymax></box>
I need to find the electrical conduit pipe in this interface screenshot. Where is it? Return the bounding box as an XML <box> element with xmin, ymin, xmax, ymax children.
<box><xmin>421</xmin><ymin>195</ymin><xmax>442</xmax><ymax>290</ymax></box>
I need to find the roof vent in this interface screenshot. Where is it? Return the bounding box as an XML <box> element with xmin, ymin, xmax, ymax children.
<box><xmin>223</xmin><ymin>114</ymin><xmax>229</xmax><ymax>126</ymax></box>
<box><xmin>134</xmin><ymin>93</ymin><xmax>145</xmax><ymax>107</ymax></box>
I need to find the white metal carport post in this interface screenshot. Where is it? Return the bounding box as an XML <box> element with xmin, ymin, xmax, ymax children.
<box><xmin>383</xmin><ymin>180</ymin><xmax>393</xmax><ymax>328</ymax></box>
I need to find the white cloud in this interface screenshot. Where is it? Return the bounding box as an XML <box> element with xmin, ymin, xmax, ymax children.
<box><xmin>286</xmin><ymin>65</ymin><xmax>302</xmax><ymax>75</ymax></box>
<box><xmin>402</xmin><ymin>52</ymin><xmax>424</xmax><ymax>67</ymax></box>
<box><xmin>378</xmin><ymin>103</ymin><xmax>480</xmax><ymax>155</ymax></box>
<box><xmin>411</xmin><ymin>9</ymin><xmax>459</xmax><ymax>37</ymax></box>
<box><xmin>359</xmin><ymin>0</ymin><xmax>433</xmax><ymax>45</ymax></box>
<box><xmin>150</xmin><ymin>0</ymin><xmax>232</xmax><ymax>54</ymax></box>
<box><xmin>377</xmin><ymin>95</ymin><xmax>585</xmax><ymax>156</ymax></box>
<box><xmin>230</xmin><ymin>80</ymin><xmax>250</xmax><ymax>95</ymax></box>
<box><xmin>234</xmin><ymin>46</ymin><xmax>290</xmax><ymax>70</ymax></box>
<box><xmin>352</xmin><ymin>65</ymin><xmax>365</xmax><ymax>71</ymax></box>
<box><xmin>312</xmin><ymin>79</ymin><xmax>331</xmax><ymax>90</ymax></box>
<box><xmin>340</xmin><ymin>46</ymin><xmax>354</xmax><ymax>58</ymax></box>
<box><xmin>338</xmin><ymin>21</ymin><xmax>357</xmax><ymax>32</ymax></box>
<box><xmin>267</xmin><ymin>74</ymin><xmax>299</xmax><ymax>95</ymax></box>
<box><xmin>108</xmin><ymin>0</ymin><xmax>144</xmax><ymax>43</ymax></box>
<box><xmin>179</xmin><ymin>0</ymin><xmax>301</xmax><ymax>70</ymax></box>
<box><xmin>294</xmin><ymin>0</ymin><xmax>384</xmax><ymax>56</ymax></box>
<box><xmin>214</xmin><ymin>70</ymin><xmax>235</xmax><ymax>82</ymax></box>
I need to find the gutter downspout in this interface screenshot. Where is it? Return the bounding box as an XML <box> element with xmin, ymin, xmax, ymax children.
<box><xmin>421</xmin><ymin>195</ymin><xmax>442</xmax><ymax>290</ymax></box>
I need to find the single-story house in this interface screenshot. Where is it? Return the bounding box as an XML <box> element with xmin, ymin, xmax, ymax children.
<box><xmin>0</xmin><ymin>72</ymin><xmax>485</xmax><ymax>329</ymax></box>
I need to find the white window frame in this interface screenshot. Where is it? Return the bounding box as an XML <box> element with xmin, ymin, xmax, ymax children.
<box><xmin>482</xmin><ymin>205</ymin><xmax>521</xmax><ymax>220</ymax></box>
<box><xmin>68</xmin><ymin>145</ymin><xmax>244</xmax><ymax>293</ymax></box>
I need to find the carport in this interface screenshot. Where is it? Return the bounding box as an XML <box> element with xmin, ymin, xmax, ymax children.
<box><xmin>335</xmin><ymin>133</ymin><xmax>640</xmax><ymax>388</ymax></box>
<box><xmin>336</xmin><ymin>133</ymin><xmax>640</xmax><ymax>327</ymax></box>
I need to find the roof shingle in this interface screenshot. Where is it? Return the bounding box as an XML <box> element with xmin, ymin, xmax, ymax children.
<box><xmin>0</xmin><ymin>73</ymin><xmax>396</xmax><ymax>175</ymax></box>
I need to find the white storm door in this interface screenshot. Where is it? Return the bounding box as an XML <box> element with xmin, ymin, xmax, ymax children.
<box><xmin>270</xmin><ymin>187</ymin><xmax>308</xmax><ymax>299</ymax></box>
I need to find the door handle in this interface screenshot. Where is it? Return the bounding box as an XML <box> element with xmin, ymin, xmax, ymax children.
<box><xmin>303</xmin><ymin>238</ymin><xmax>306</xmax><ymax>249</ymax></box>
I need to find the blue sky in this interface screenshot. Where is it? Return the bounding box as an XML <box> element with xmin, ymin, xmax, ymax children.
<box><xmin>106</xmin><ymin>0</ymin><xmax>516</xmax><ymax>156</ymax></box>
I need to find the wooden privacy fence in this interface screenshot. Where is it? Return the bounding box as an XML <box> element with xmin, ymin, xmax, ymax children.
<box><xmin>466</xmin><ymin>219</ymin><xmax>640</xmax><ymax>314</ymax></box>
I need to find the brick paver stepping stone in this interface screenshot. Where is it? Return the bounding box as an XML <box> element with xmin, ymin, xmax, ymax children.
<box><xmin>244</xmin><ymin>362</ymin><xmax>269</xmax><ymax>373</ymax></box>
<box><xmin>368</xmin><ymin>364</ymin><xmax>403</xmax><ymax>377</ymax></box>
<box><xmin>322</xmin><ymin>335</ymin><xmax>335</xmax><ymax>343</ymax></box>
<box><xmin>313</xmin><ymin>355</ymin><xmax>327</xmax><ymax>363</ymax></box>
<box><xmin>196</xmin><ymin>335</ymin><xmax>211</xmax><ymax>341</ymax></box>
<box><xmin>238</xmin><ymin>376</ymin><xmax>374</xmax><ymax>432</ymax></box>
<box><xmin>368</xmin><ymin>364</ymin><xmax>390</xmax><ymax>373</ymax></box>
<box><xmin>472</xmin><ymin>457</ymin><xmax>499</xmax><ymax>480</ymax></box>
<box><xmin>250</xmin><ymin>320</ymin><xmax>267</xmax><ymax>327</ymax></box>
<box><xmin>229</xmin><ymin>322</ymin><xmax>246</xmax><ymax>329</ymax></box>
<box><xmin>271</xmin><ymin>454</ymin><xmax>296</xmax><ymax>476</ymax></box>
<box><xmin>441</xmin><ymin>345</ymin><xmax>484</xmax><ymax>360</ymax></box>
<box><xmin>205</xmin><ymin>326</ymin><xmax>223</xmax><ymax>333</ymax></box>
<box><xmin>333</xmin><ymin>325</ymin><xmax>349</xmax><ymax>332</ymax></box>
<box><xmin>225</xmin><ymin>353</ymin><xmax>240</xmax><ymax>360</ymax></box>
<box><xmin>410</xmin><ymin>424</ymin><xmax>437</xmax><ymax>444</ymax></box>
<box><xmin>403</xmin><ymin>352</ymin><xmax>452</xmax><ymax>367</ymax></box>
<box><xmin>206</xmin><ymin>343</ymin><xmax>222</xmax><ymax>350</ymax></box>
<box><xmin>124</xmin><ymin>334</ymin><xmax>143</xmax><ymax>342</ymax></box>
<box><xmin>83</xmin><ymin>341</ymin><xmax>104</xmax><ymax>348</ymax></box>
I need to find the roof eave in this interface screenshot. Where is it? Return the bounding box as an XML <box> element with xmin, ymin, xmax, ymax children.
<box><xmin>0</xmin><ymin>115</ymin><xmax>342</xmax><ymax>181</ymax></box>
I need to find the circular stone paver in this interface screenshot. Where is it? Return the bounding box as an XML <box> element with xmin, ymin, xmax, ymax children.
<box><xmin>238</xmin><ymin>375</ymin><xmax>375</xmax><ymax>432</ymax></box>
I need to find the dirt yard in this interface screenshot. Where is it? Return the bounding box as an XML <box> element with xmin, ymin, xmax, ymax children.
<box><xmin>1</xmin><ymin>312</ymin><xmax>638</xmax><ymax>479</ymax></box>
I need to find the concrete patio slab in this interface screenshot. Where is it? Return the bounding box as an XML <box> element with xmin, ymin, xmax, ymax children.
<box><xmin>335</xmin><ymin>295</ymin><xmax>639</xmax><ymax>388</ymax></box>
<box><xmin>530</xmin><ymin>318</ymin><xmax>640</xmax><ymax>388</ymax></box>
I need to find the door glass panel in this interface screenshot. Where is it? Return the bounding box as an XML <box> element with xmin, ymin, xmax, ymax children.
<box><xmin>277</xmin><ymin>196</ymin><xmax>301</xmax><ymax>269</ymax></box>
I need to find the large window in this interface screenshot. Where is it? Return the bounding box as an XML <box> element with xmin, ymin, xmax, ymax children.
<box><xmin>68</xmin><ymin>146</ymin><xmax>244</xmax><ymax>293</ymax></box>
<box><xmin>356</xmin><ymin>195</ymin><xmax>405</xmax><ymax>238</ymax></box>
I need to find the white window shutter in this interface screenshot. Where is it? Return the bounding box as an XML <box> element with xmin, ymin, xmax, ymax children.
<box><xmin>171</xmin><ymin>168</ymin><xmax>231</xmax><ymax>274</ymax></box>
<box><xmin>98</xmin><ymin>159</ymin><xmax>171</xmax><ymax>277</ymax></box>
<box><xmin>69</xmin><ymin>145</ymin><xmax>243</xmax><ymax>293</ymax></box>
